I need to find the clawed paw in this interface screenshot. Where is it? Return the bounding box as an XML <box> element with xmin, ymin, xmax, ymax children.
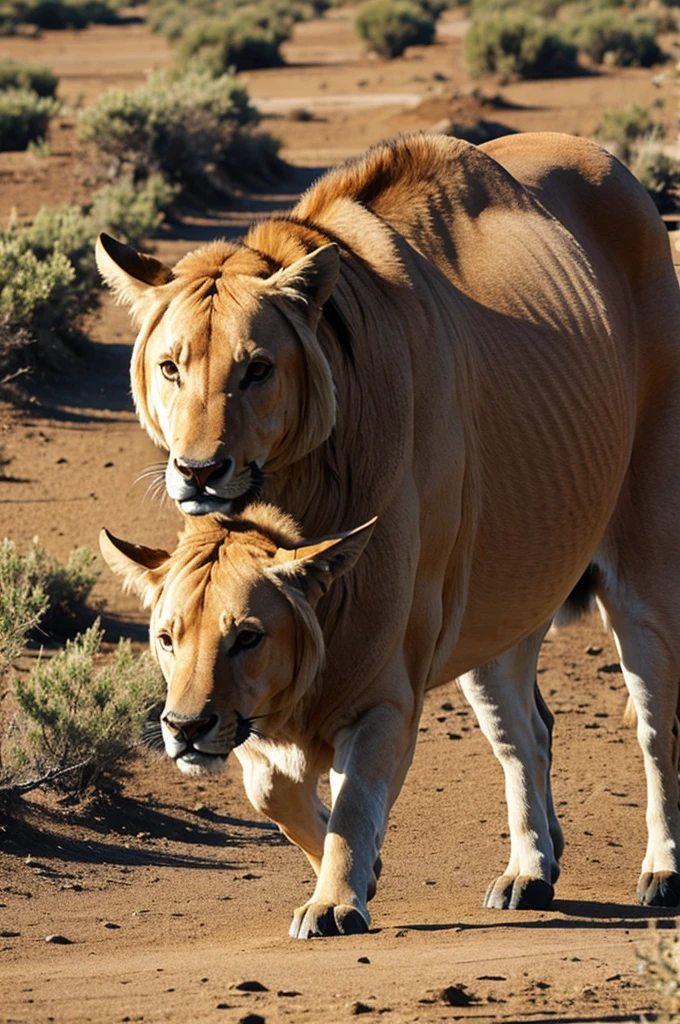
<box><xmin>483</xmin><ymin>874</ymin><xmax>554</xmax><ymax>910</ymax></box>
<box><xmin>289</xmin><ymin>901</ymin><xmax>369</xmax><ymax>939</ymax></box>
<box><xmin>637</xmin><ymin>871</ymin><xmax>680</xmax><ymax>908</ymax></box>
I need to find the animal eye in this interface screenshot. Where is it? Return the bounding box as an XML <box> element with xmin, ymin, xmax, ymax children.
<box><xmin>160</xmin><ymin>360</ymin><xmax>179</xmax><ymax>382</ymax></box>
<box><xmin>235</xmin><ymin>630</ymin><xmax>263</xmax><ymax>651</ymax></box>
<box><xmin>157</xmin><ymin>632</ymin><xmax>174</xmax><ymax>653</ymax></box>
<box><xmin>241</xmin><ymin>360</ymin><xmax>273</xmax><ymax>389</ymax></box>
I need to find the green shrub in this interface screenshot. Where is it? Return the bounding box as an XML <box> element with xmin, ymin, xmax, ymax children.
<box><xmin>0</xmin><ymin>179</ymin><xmax>171</xmax><ymax>364</ymax></box>
<box><xmin>0</xmin><ymin>538</ymin><xmax>48</xmax><ymax>677</ymax></box>
<box><xmin>594</xmin><ymin>103</ymin><xmax>657</xmax><ymax>160</ymax></box>
<box><xmin>471</xmin><ymin>0</ymin><xmax>561</xmax><ymax>17</ymax></box>
<box><xmin>90</xmin><ymin>173</ymin><xmax>177</xmax><ymax>248</ymax></box>
<box><xmin>568</xmin><ymin>12</ymin><xmax>664</xmax><ymax>66</ymax></box>
<box><xmin>355</xmin><ymin>0</ymin><xmax>436</xmax><ymax>58</ymax></box>
<box><xmin>178</xmin><ymin>9</ymin><xmax>291</xmax><ymax>72</ymax></box>
<box><xmin>0</xmin><ymin>89</ymin><xmax>59</xmax><ymax>151</ymax></box>
<box><xmin>0</xmin><ymin>58</ymin><xmax>58</xmax><ymax>97</ymax></box>
<box><xmin>630</xmin><ymin>139</ymin><xmax>680</xmax><ymax>214</ymax></box>
<box><xmin>638</xmin><ymin>924</ymin><xmax>680</xmax><ymax>1024</ymax></box>
<box><xmin>5</xmin><ymin>620</ymin><xmax>164</xmax><ymax>794</ymax></box>
<box><xmin>465</xmin><ymin>10</ymin><xmax>579</xmax><ymax>77</ymax></box>
<box><xmin>79</xmin><ymin>69</ymin><xmax>279</xmax><ymax>198</ymax></box>
<box><xmin>0</xmin><ymin>0</ymin><xmax>120</xmax><ymax>33</ymax></box>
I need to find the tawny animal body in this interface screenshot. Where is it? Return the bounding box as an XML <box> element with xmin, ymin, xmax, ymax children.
<box><xmin>98</xmin><ymin>132</ymin><xmax>680</xmax><ymax>935</ymax></box>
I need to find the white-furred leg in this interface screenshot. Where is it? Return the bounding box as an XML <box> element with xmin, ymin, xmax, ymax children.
<box><xmin>289</xmin><ymin>684</ymin><xmax>416</xmax><ymax>939</ymax></box>
<box><xmin>595</xmin><ymin>584</ymin><xmax>680</xmax><ymax>906</ymax></box>
<box><xmin>236</xmin><ymin>743</ymin><xmax>328</xmax><ymax>875</ymax></box>
<box><xmin>459</xmin><ymin>623</ymin><xmax>560</xmax><ymax>910</ymax></box>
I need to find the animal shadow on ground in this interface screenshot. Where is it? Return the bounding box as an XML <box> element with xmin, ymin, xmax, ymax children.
<box><xmin>0</xmin><ymin>789</ymin><xmax>286</xmax><ymax>871</ymax></box>
<box><xmin>397</xmin><ymin>899</ymin><xmax>678</xmax><ymax>935</ymax></box>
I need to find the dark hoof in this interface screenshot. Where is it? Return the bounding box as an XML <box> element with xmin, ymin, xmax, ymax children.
<box><xmin>367</xmin><ymin>855</ymin><xmax>383</xmax><ymax>902</ymax></box>
<box><xmin>289</xmin><ymin>902</ymin><xmax>369</xmax><ymax>939</ymax></box>
<box><xmin>483</xmin><ymin>875</ymin><xmax>554</xmax><ymax>910</ymax></box>
<box><xmin>638</xmin><ymin>871</ymin><xmax>680</xmax><ymax>908</ymax></box>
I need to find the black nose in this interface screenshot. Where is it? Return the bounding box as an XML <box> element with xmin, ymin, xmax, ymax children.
<box><xmin>162</xmin><ymin>712</ymin><xmax>218</xmax><ymax>744</ymax></box>
<box><xmin>173</xmin><ymin>457</ymin><xmax>234</xmax><ymax>489</ymax></box>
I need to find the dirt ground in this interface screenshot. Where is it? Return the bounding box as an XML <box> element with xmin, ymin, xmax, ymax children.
<box><xmin>1</xmin><ymin>11</ymin><xmax>680</xmax><ymax>1024</ymax></box>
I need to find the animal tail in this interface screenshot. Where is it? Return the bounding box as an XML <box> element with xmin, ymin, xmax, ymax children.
<box><xmin>552</xmin><ymin>565</ymin><xmax>597</xmax><ymax>629</ymax></box>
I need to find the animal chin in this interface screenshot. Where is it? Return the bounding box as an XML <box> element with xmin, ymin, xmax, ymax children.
<box><xmin>175</xmin><ymin>750</ymin><xmax>227</xmax><ymax>777</ymax></box>
<box><xmin>178</xmin><ymin>463</ymin><xmax>264</xmax><ymax>517</ymax></box>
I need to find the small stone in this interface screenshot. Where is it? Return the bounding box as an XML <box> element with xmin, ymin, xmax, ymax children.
<box><xmin>440</xmin><ymin>701</ymin><xmax>454</xmax><ymax>711</ymax></box>
<box><xmin>585</xmin><ymin>645</ymin><xmax>603</xmax><ymax>656</ymax></box>
<box><xmin>277</xmin><ymin>990</ymin><xmax>301</xmax><ymax>997</ymax></box>
<box><xmin>216</xmin><ymin>1004</ymin><xmax>232</xmax><ymax>1010</ymax></box>
<box><xmin>45</xmin><ymin>934</ymin><xmax>72</xmax><ymax>944</ymax></box>
<box><xmin>239</xmin><ymin>1016</ymin><xmax>266</xmax><ymax>1024</ymax></box>
<box><xmin>104</xmin><ymin>461</ymin><xmax>114</xmax><ymax>468</ymax></box>
<box><xmin>104</xmin><ymin>922</ymin><xmax>121</xmax><ymax>929</ymax></box>
<box><xmin>240</xmin><ymin>873</ymin><xmax>261</xmax><ymax>881</ymax></box>
<box><xmin>351</xmin><ymin>1002</ymin><xmax>374</xmax><ymax>1015</ymax></box>
<box><xmin>357</xmin><ymin>956</ymin><xmax>370</xmax><ymax>964</ymax></box>
<box><xmin>232</xmin><ymin>980</ymin><xmax>269</xmax><ymax>992</ymax></box>
<box><xmin>0</xmin><ymin>930</ymin><xmax>19</xmax><ymax>937</ymax></box>
<box><xmin>447</xmin><ymin>732</ymin><xmax>462</xmax><ymax>741</ymax></box>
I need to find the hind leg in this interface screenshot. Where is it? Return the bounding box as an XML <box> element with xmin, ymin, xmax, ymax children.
<box><xmin>594</xmin><ymin>388</ymin><xmax>680</xmax><ymax>906</ymax></box>
<box><xmin>460</xmin><ymin>622</ymin><xmax>562</xmax><ymax>910</ymax></box>
<box><xmin>595</xmin><ymin>578</ymin><xmax>680</xmax><ymax>906</ymax></box>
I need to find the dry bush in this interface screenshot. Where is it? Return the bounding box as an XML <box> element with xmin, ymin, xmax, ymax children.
<box><xmin>0</xmin><ymin>58</ymin><xmax>58</xmax><ymax>97</ymax></box>
<box><xmin>79</xmin><ymin>69</ymin><xmax>280</xmax><ymax>199</ymax></box>
<box><xmin>355</xmin><ymin>0</ymin><xmax>436</xmax><ymax>58</ymax></box>
<box><xmin>3</xmin><ymin>620</ymin><xmax>164</xmax><ymax>795</ymax></box>
<box><xmin>465</xmin><ymin>10</ymin><xmax>579</xmax><ymax>77</ymax></box>
<box><xmin>629</xmin><ymin>137</ymin><xmax>680</xmax><ymax>214</ymax></box>
<box><xmin>638</xmin><ymin>924</ymin><xmax>680</xmax><ymax>1022</ymax></box>
<box><xmin>177</xmin><ymin>9</ymin><xmax>291</xmax><ymax>72</ymax></box>
<box><xmin>567</xmin><ymin>11</ymin><xmax>665</xmax><ymax>67</ymax></box>
<box><xmin>0</xmin><ymin>0</ymin><xmax>120</xmax><ymax>34</ymax></box>
<box><xmin>0</xmin><ymin>89</ymin><xmax>59</xmax><ymax>151</ymax></box>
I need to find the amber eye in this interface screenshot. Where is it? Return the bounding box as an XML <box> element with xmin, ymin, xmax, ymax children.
<box><xmin>157</xmin><ymin>632</ymin><xmax>174</xmax><ymax>653</ymax></box>
<box><xmin>234</xmin><ymin>630</ymin><xmax>263</xmax><ymax>652</ymax></box>
<box><xmin>160</xmin><ymin>360</ymin><xmax>179</xmax><ymax>382</ymax></box>
<box><xmin>241</xmin><ymin>360</ymin><xmax>273</xmax><ymax>389</ymax></box>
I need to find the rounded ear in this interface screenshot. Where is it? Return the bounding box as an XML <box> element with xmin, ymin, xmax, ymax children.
<box><xmin>99</xmin><ymin>528</ymin><xmax>170</xmax><ymax>608</ymax></box>
<box><xmin>268</xmin><ymin>243</ymin><xmax>340</xmax><ymax>312</ymax></box>
<box><xmin>95</xmin><ymin>233</ymin><xmax>173</xmax><ymax>308</ymax></box>
<box><xmin>269</xmin><ymin>516</ymin><xmax>377</xmax><ymax>603</ymax></box>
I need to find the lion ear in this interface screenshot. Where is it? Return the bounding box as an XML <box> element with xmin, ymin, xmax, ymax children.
<box><xmin>99</xmin><ymin>528</ymin><xmax>170</xmax><ymax>608</ymax></box>
<box><xmin>268</xmin><ymin>243</ymin><xmax>339</xmax><ymax>310</ymax></box>
<box><xmin>95</xmin><ymin>233</ymin><xmax>173</xmax><ymax>307</ymax></box>
<box><xmin>270</xmin><ymin>516</ymin><xmax>377</xmax><ymax>603</ymax></box>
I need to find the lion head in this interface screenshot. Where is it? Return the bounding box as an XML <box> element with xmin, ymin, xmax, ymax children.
<box><xmin>96</xmin><ymin>233</ymin><xmax>340</xmax><ymax>516</ymax></box>
<box><xmin>100</xmin><ymin>506</ymin><xmax>375</xmax><ymax>777</ymax></box>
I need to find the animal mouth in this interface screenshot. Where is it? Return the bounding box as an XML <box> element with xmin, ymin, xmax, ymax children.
<box><xmin>173</xmin><ymin>712</ymin><xmax>254</xmax><ymax>763</ymax></box>
<box><xmin>179</xmin><ymin>463</ymin><xmax>264</xmax><ymax>517</ymax></box>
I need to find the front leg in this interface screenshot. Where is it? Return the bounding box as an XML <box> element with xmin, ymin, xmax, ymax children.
<box><xmin>289</xmin><ymin>700</ymin><xmax>415</xmax><ymax>939</ymax></box>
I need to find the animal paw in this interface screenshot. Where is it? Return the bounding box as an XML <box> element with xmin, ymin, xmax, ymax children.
<box><xmin>637</xmin><ymin>871</ymin><xmax>680</xmax><ymax>907</ymax></box>
<box><xmin>289</xmin><ymin>901</ymin><xmax>369</xmax><ymax>939</ymax></box>
<box><xmin>483</xmin><ymin>875</ymin><xmax>554</xmax><ymax>910</ymax></box>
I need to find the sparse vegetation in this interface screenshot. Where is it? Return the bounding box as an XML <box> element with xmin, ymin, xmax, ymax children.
<box><xmin>0</xmin><ymin>538</ymin><xmax>48</xmax><ymax>678</ymax></box>
<box><xmin>638</xmin><ymin>924</ymin><xmax>680</xmax><ymax>1023</ymax></box>
<box><xmin>177</xmin><ymin>8</ymin><xmax>291</xmax><ymax>72</ymax></box>
<box><xmin>90</xmin><ymin>174</ymin><xmax>178</xmax><ymax>249</ymax></box>
<box><xmin>465</xmin><ymin>10</ymin><xmax>579</xmax><ymax>78</ymax></box>
<box><xmin>3</xmin><ymin>620</ymin><xmax>163</xmax><ymax>794</ymax></box>
<box><xmin>630</xmin><ymin>138</ymin><xmax>680</xmax><ymax>214</ymax></box>
<box><xmin>79</xmin><ymin>69</ymin><xmax>279</xmax><ymax>199</ymax></box>
<box><xmin>355</xmin><ymin>0</ymin><xmax>436</xmax><ymax>58</ymax></box>
<box><xmin>594</xmin><ymin>103</ymin><xmax>657</xmax><ymax>159</ymax></box>
<box><xmin>0</xmin><ymin>0</ymin><xmax>121</xmax><ymax>35</ymax></box>
<box><xmin>0</xmin><ymin>58</ymin><xmax>58</xmax><ymax>97</ymax></box>
<box><xmin>567</xmin><ymin>11</ymin><xmax>664</xmax><ymax>67</ymax></box>
<box><xmin>0</xmin><ymin>89</ymin><xmax>59</xmax><ymax>151</ymax></box>
<box><xmin>0</xmin><ymin>538</ymin><xmax>98</xmax><ymax>643</ymax></box>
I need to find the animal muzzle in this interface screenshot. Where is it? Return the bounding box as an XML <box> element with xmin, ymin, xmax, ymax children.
<box><xmin>165</xmin><ymin>458</ymin><xmax>264</xmax><ymax>516</ymax></box>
